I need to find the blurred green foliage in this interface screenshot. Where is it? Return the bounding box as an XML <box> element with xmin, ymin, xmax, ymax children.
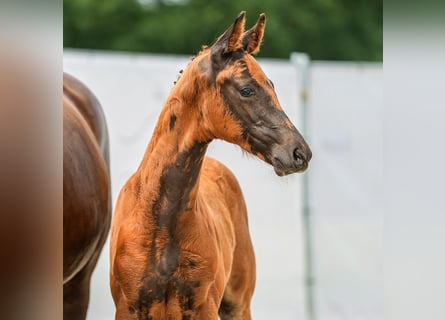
<box><xmin>64</xmin><ymin>0</ymin><xmax>382</xmax><ymax>61</ymax></box>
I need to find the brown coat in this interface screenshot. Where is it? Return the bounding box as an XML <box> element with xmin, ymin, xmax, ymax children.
<box><xmin>63</xmin><ymin>73</ymin><xmax>112</xmax><ymax>320</ymax></box>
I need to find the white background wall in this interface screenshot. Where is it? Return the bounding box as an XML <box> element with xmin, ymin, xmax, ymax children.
<box><xmin>64</xmin><ymin>50</ymin><xmax>382</xmax><ymax>320</ymax></box>
<box><xmin>310</xmin><ymin>63</ymin><xmax>383</xmax><ymax>320</ymax></box>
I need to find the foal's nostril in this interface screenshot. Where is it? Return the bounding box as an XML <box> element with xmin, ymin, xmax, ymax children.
<box><xmin>293</xmin><ymin>146</ymin><xmax>312</xmax><ymax>164</ymax></box>
<box><xmin>293</xmin><ymin>147</ymin><xmax>302</xmax><ymax>159</ymax></box>
<box><xmin>293</xmin><ymin>148</ymin><xmax>305</xmax><ymax>166</ymax></box>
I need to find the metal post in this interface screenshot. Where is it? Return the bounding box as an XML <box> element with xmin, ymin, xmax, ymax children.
<box><xmin>290</xmin><ymin>52</ymin><xmax>316</xmax><ymax>320</ymax></box>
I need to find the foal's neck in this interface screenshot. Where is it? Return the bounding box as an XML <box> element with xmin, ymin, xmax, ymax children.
<box><xmin>138</xmin><ymin>79</ymin><xmax>210</xmax><ymax>219</ymax></box>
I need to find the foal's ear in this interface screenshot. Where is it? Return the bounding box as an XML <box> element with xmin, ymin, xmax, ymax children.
<box><xmin>211</xmin><ymin>11</ymin><xmax>246</xmax><ymax>56</ymax></box>
<box><xmin>242</xmin><ymin>13</ymin><xmax>266</xmax><ymax>55</ymax></box>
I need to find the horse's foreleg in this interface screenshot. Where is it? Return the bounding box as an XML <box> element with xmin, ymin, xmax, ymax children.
<box><xmin>219</xmin><ymin>287</ymin><xmax>254</xmax><ymax>320</ymax></box>
<box><xmin>219</xmin><ymin>237</ymin><xmax>256</xmax><ymax>320</ymax></box>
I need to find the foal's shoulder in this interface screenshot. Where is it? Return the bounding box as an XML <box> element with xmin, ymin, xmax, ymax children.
<box><xmin>202</xmin><ymin>156</ymin><xmax>233</xmax><ymax>175</ymax></box>
<box><xmin>202</xmin><ymin>157</ymin><xmax>241</xmax><ymax>190</ymax></box>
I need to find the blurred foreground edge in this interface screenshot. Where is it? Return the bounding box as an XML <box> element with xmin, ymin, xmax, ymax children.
<box><xmin>0</xmin><ymin>3</ymin><xmax>62</xmax><ymax>319</ymax></box>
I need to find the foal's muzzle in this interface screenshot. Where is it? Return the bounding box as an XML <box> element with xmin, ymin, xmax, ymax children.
<box><xmin>270</xmin><ymin>138</ymin><xmax>312</xmax><ymax>176</ymax></box>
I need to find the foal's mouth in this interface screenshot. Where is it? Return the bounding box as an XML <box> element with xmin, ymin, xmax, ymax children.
<box><xmin>271</xmin><ymin>156</ymin><xmax>309</xmax><ymax>176</ymax></box>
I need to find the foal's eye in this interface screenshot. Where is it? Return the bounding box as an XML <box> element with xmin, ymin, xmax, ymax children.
<box><xmin>239</xmin><ymin>87</ymin><xmax>255</xmax><ymax>97</ymax></box>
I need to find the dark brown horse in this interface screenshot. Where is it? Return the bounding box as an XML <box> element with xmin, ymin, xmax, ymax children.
<box><xmin>63</xmin><ymin>73</ymin><xmax>112</xmax><ymax>320</ymax></box>
<box><xmin>110</xmin><ymin>12</ymin><xmax>311</xmax><ymax>320</ymax></box>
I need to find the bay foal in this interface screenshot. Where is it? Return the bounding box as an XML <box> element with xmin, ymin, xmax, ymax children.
<box><xmin>110</xmin><ymin>12</ymin><xmax>311</xmax><ymax>320</ymax></box>
<box><xmin>64</xmin><ymin>73</ymin><xmax>111</xmax><ymax>320</ymax></box>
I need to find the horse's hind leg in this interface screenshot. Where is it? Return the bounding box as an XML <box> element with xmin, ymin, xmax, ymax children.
<box><xmin>63</xmin><ymin>262</ymin><xmax>96</xmax><ymax>320</ymax></box>
<box><xmin>219</xmin><ymin>236</ymin><xmax>256</xmax><ymax>319</ymax></box>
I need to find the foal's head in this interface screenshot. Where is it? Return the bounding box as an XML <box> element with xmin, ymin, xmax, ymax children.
<box><xmin>183</xmin><ymin>12</ymin><xmax>312</xmax><ymax>175</ymax></box>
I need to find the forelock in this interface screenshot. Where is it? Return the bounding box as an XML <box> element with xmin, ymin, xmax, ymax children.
<box><xmin>215</xmin><ymin>59</ymin><xmax>249</xmax><ymax>85</ymax></box>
